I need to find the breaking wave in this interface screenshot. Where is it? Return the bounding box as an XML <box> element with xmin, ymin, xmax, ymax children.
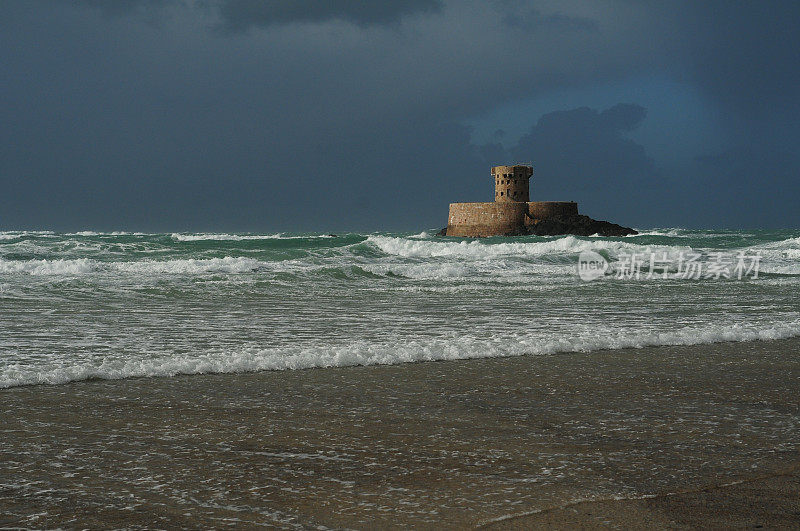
<box><xmin>171</xmin><ymin>233</ymin><xmax>335</xmax><ymax>241</ymax></box>
<box><xmin>0</xmin><ymin>258</ymin><xmax>95</xmax><ymax>275</ymax></box>
<box><xmin>3</xmin><ymin>320</ymin><xmax>799</xmax><ymax>388</ymax></box>
<box><xmin>0</xmin><ymin>257</ymin><xmax>265</xmax><ymax>275</ymax></box>
<box><xmin>366</xmin><ymin>234</ymin><xmax>691</xmax><ymax>260</ymax></box>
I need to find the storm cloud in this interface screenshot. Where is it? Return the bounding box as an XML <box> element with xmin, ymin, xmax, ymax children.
<box><xmin>1</xmin><ymin>1</ymin><xmax>798</xmax><ymax>230</ymax></box>
<box><xmin>504</xmin><ymin>104</ymin><xmax>656</xmax><ymax>216</ymax></box>
<box><xmin>215</xmin><ymin>0</ymin><xmax>443</xmax><ymax>31</ymax></box>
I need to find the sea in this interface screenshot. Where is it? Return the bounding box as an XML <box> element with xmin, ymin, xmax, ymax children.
<box><xmin>1</xmin><ymin>228</ymin><xmax>799</xmax><ymax>389</ymax></box>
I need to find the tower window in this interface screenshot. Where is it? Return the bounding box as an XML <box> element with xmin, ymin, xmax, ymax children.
<box><xmin>500</xmin><ymin>192</ymin><xmax>503</xmax><ymax>196</ymax></box>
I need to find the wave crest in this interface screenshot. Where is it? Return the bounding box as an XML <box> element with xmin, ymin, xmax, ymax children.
<box><xmin>0</xmin><ymin>256</ymin><xmax>264</xmax><ymax>275</ymax></box>
<box><xmin>366</xmin><ymin>235</ymin><xmax>691</xmax><ymax>260</ymax></box>
<box><xmin>171</xmin><ymin>233</ymin><xmax>335</xmax><ymax>241</ymax></box>
<box><xmin>3</xmin><ymin>320</ymin><xmax>798</xmax><ymax>388</ymax></box>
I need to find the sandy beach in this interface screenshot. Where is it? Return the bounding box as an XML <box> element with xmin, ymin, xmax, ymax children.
<box><xmin>2</xmin><ymin>338</ymin><xmax>799</xmax><ymax>528</ymax></box>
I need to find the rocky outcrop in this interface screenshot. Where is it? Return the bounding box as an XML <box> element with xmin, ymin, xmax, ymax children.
<box><xmin>437</xmin><ymin>214</ymin><xmax>637</xmax><ymax>237</ymax></box>
<box><xmin>525</xmin><ymin>214</ymin><xmax>637</xmax><ymax>237</ymax></box>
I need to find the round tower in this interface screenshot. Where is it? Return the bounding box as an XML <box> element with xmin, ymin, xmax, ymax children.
<box><xmin>492</xmin><ymin>165</ymin><xmax>533</xmax><ymax>202</ymax></box>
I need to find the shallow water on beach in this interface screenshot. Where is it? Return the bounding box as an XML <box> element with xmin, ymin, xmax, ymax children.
<box><xmin>1</xmin><ymin>339</ymin><xmax>799</xmax><ymax>527</ymax></box>
<box><xmin>1</xmin><ymin>228</ymin><xmax>799</xmax><ymax>388</ymax></box>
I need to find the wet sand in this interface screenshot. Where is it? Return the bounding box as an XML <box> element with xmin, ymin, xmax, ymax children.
<box><xmin>2</xmin><ymin>338</ymin><xmax>799</xmax><ymax>528</ymax></box>
<box><xmin>484</xmin><ymin>466</ymin><xmax>800</xmax><ymax>528</ymax></box>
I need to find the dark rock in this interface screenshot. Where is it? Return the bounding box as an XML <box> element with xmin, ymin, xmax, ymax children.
<box><xmin>434</xmin><ymin>216</ymin><xmax>636</xmax><ymax>237</ymax></box>
<box><xmin>525</xmin><ymin>214</ymin><xmax>637</xmax><ymax>237</ymax></box>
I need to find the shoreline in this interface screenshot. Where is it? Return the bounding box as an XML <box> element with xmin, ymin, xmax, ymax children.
<box><xmin>5</xmin><ymin>330</ymin><xmax>800</xmax><ymax>390</ymax></box>
<box><xmin>2</xmin><ymin>337</ymin><xmax>799</xmax><ymax>527</ymax></box>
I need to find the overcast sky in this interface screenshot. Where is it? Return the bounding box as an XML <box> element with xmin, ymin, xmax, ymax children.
<box><xmin>1</xmin><ymin>0</ymin><xmax>798</xmax><ymax>231</ymax></box>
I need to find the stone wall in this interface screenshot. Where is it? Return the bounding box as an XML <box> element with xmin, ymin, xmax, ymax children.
<box><xmin>445</xmin><ymin>202</ymin><xmax>528</xmax><ymax>237</ymax></box>
<box><xmin>445</xmin><ymin>201</ymin><xmax>580</xmax><ymax>237</ymax></box>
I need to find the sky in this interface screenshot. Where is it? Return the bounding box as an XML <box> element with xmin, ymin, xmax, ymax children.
<box><xmin>1</xmin><ymin>0</ymin><xmax>798</xmax><ymax>231</ymax></box>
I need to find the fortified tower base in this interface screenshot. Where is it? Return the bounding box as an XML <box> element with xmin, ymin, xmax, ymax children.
<box><xmin>443</xmin><ymin>201</ymin><xmax>636</xmax><ymax>237</ymax></box>
<box><xmin>445</xmin><ymin>201</ymin><xmax>577</xmax><ymax>237</ymax></box>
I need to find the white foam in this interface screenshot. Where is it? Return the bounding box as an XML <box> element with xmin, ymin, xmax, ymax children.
<box><xmin>3</xmin><ymin>320</ymin><xmax>799</xmax><ymax>388</ymax></box>
<box><xmin>757</xmin><ymin>236</ymin><xmax>800</xmax><ymax>253</ymax></box>
<box><xmin>761</xmin><ymin>265</ymin><xmax>800</xmax><ymax>275</ymax></box>
<box><xmin>767</xmin><ymin>235</ymin><xmax>800</xmax><ymax>247</ymax></box>
<box><xmin>171</xmin><ymin>233</ymin><xmax>334</xmax><ymax>241</ymax></box>
<box><xmin>68</xmin><ymin>231</ymin><xmax>149</xmax><ymax>236</ymax></box>
<box><xmin>115</xmin><ymin>256</ymin><xmax>264</xmax><ymax>274</ymax></box>
<box><xmin>741</xmin><ymin>236</ymin><xmax>800</xmax><ymax>274</ymax></box>
<box><xmin>0</xmin><ymin>231</ymin><xmax>56</xmax><ymax>240</ymax></box>
<box><xmin>0</xmin><ymin>258</ymin><xmax>94</xmax><ymax>275</ymax></box>
<box><xmin>629</xmin><ymin>229</ymin><xmax>684</xmax><ymax>237</ymax></box>
<box><xmin>366</xmin><ymin>235</ymin><xmax>691</xmax><ymax>260</ymax></box>
<box><xmin>172</xmin><ymin>233</ymin><xmax>279</xmax><ymax>241</ymax></box>
<box><xmin>360</xmin><ymin>260</ymin><xmax>570</xmax><ymax>281</ymax></box>
<box><xmin>0</xmin><ymin>256</ymin><xmax>264</xmax><ymax>276</ymax></box>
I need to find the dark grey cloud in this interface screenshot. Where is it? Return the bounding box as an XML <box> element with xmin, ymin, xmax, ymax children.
<box><xmin>689</xmin><ymin>146</ymin><xmax>800</xmax><ymax>228</ymax></box>
<box><xmin>673</xmin><ymin>1</ymin><xmax>800</xmax><ymax>125</ymax></box>
<box><xmin>215</xmin><ymin>0</ymin><xmax>442</xmax><ymax>31</ymax></box>
<box><xmin>70</xmin><ymin>0</ymin><xmax>177</xmax><ymax>17</ymax></box>
<box><xmin>599</xmin><ymin>104</ymin><xmax>647</xmax><ymax>132</ymax></box>
<box><xmin>70</xmin><ymin>0</ymin><xmax>442</xmax><ymax>30</ymax></box>
<box><xmin>501</xmin><ymin>4</ymin><xmax>598</xmax><ymax>32</ymax></box>
<box><xmin>494</xmin><ymin>104</ymin><xmax>657</xmax><ymax>219</ymax></box>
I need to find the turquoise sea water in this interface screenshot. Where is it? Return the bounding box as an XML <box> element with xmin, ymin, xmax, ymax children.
<box><xmin>1</xmin><ymin>229</ymin><xmax>799</xmax><ymax>387</ymax></box>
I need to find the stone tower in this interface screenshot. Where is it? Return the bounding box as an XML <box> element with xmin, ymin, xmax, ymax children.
<box><xmin>444</xmin><ymin>164</ymin><xmax>579</xmax><ymax>237</ymax></box>
<box><xmin>492</xmin><ymin>165</ymin><xmax>533</xmax><ymax>202</ymax></box>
